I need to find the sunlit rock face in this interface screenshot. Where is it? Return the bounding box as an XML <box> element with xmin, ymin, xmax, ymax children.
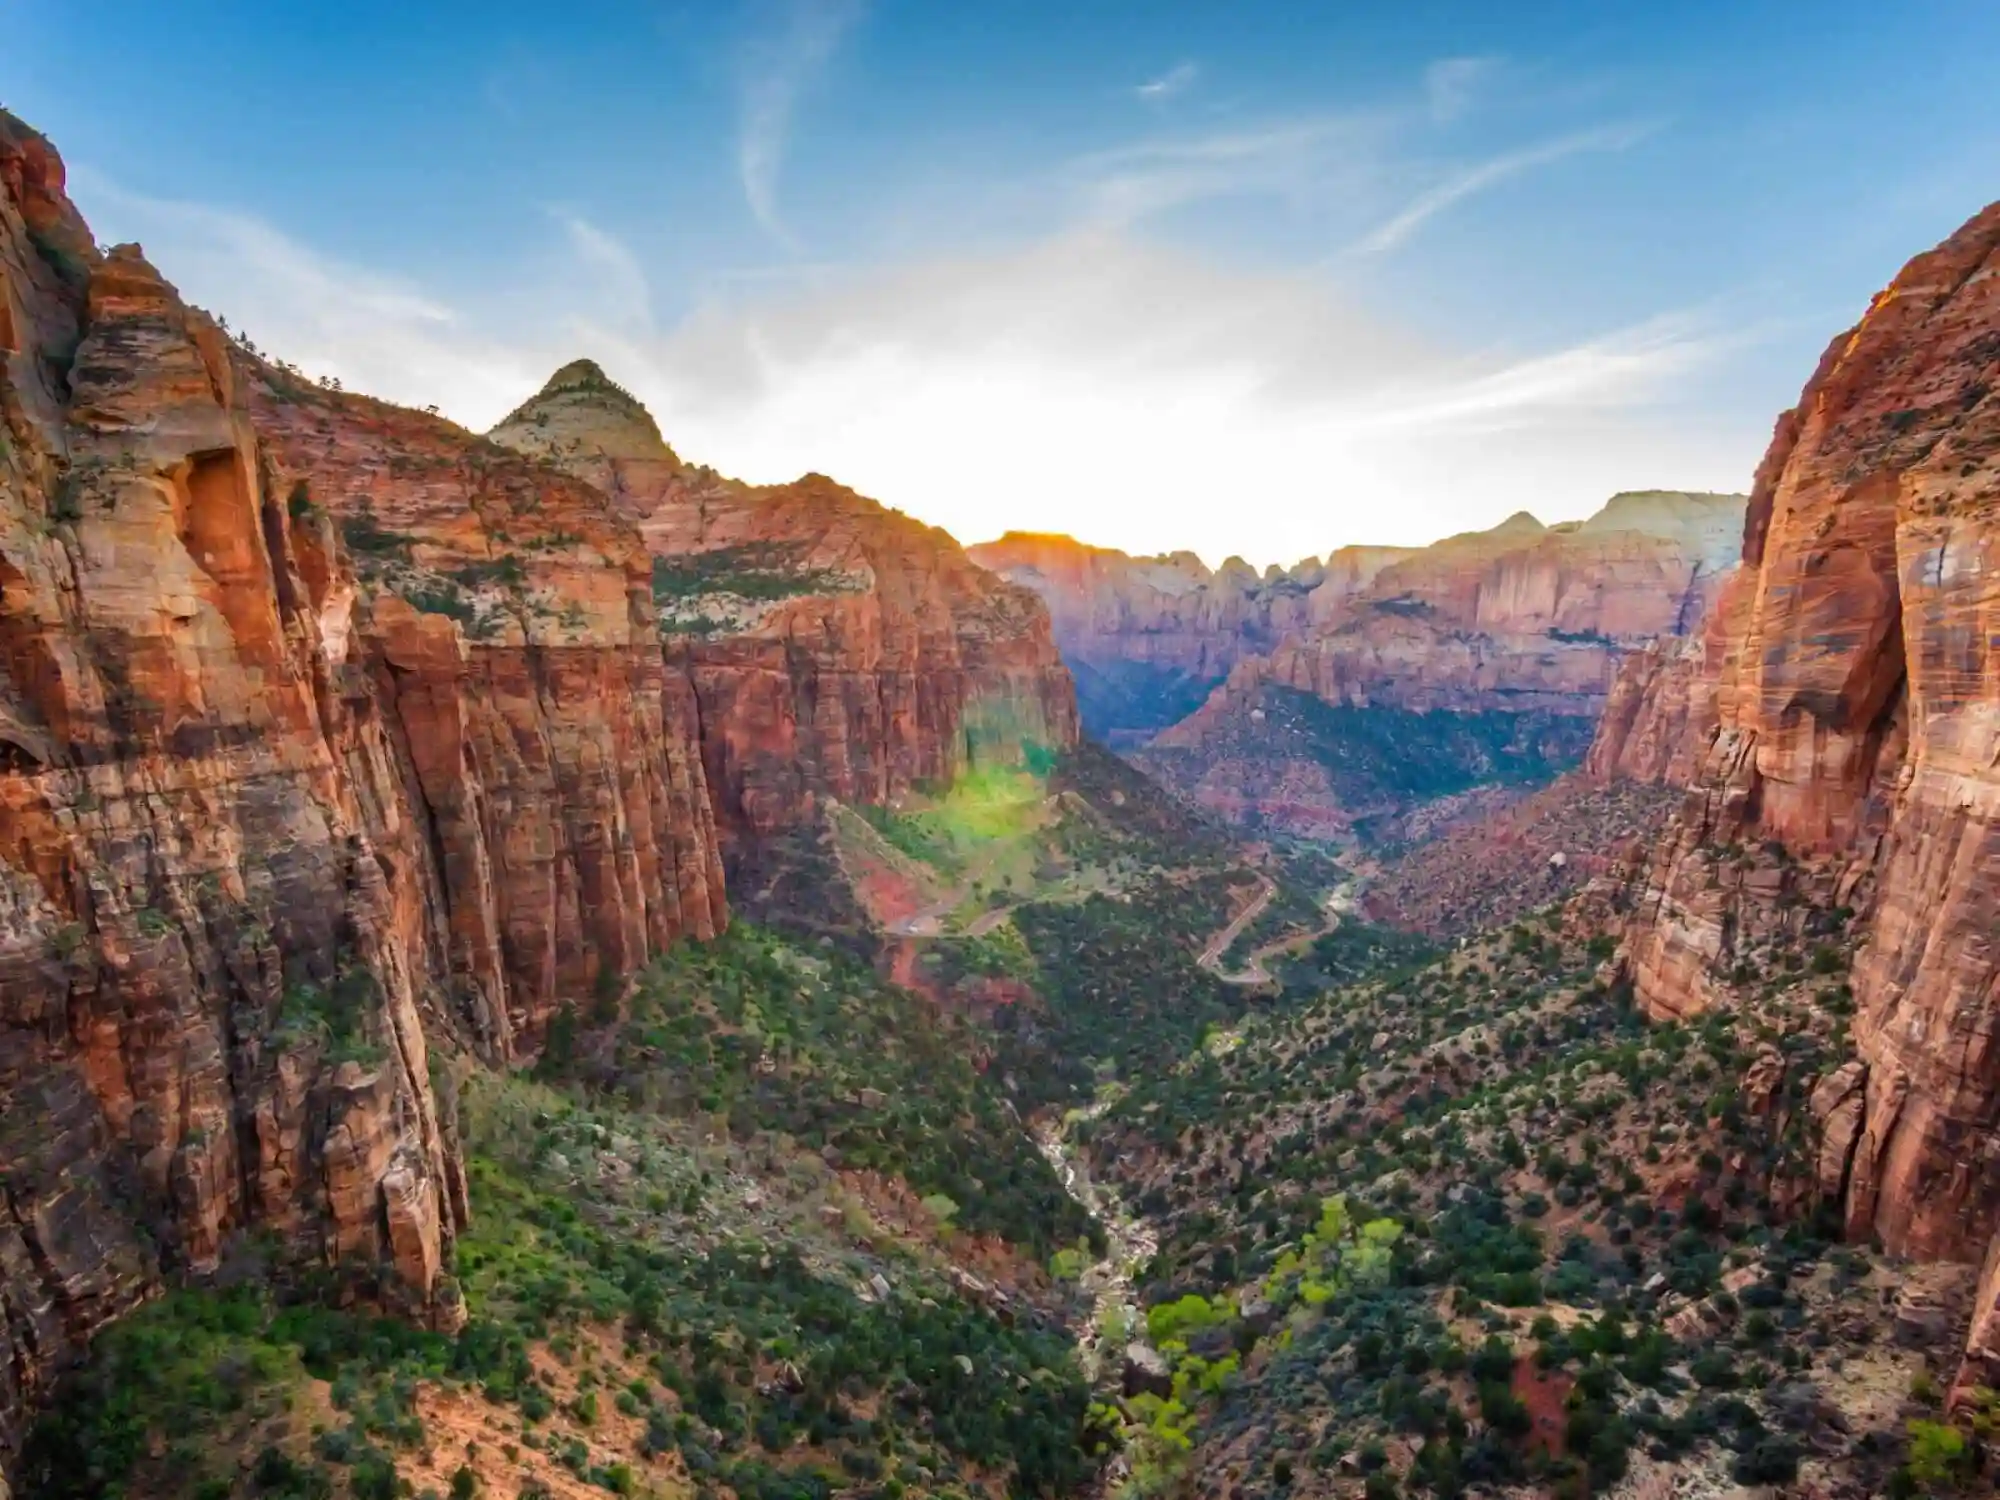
<box><xmin>0</xmin><ymin>111</ymin><xmax>469</xmax><ymax>1455</ymax></box>
<box><xmin>1014</xmin><ymin>492</ymin><xmax>1743</xmax><ymax>837</ymax></box>
<box><xmin>1608</xmin><ymin>197</ymin><xmax>2000</xmax><ymax>1391</ymax></box>
<box><xmin>490</xmin><ymin>368</ymin><xmax>1081</xmax><ymax>888</ymax></box>
<box><xmin>0</xmin><ymin>111</ymin><xmax>737</xmax><ymax>1458</ymax></box>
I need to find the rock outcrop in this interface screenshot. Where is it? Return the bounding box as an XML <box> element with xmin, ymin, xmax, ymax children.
<box><xmin>0</xmin><ymin>112</ymin><xmax>727</xmax><ymax>1459</ymax></box>
<box><xmin>1201</xmin><ymin>494</ymin><xmax>1744</xmax><ymax>722</ymax></box>
<box><xmin>966</xmin><ymin>533</ymin><xmax>1410</xmax><ymax>743</ymax></box>
<box><xmin>490</xmin><ymin>367</ymin><xmax>1080</xmax><ymax>882</ymax></box>
<box><xmin>1611</xmin><ymin>199</ymin><xmax>2000</xmax><ymax>1390</ymax></box>
<box><xmin>1115</xmin><ymin>493</ymin><xmax>1743</xmax><ymax>837</ymax></box>
<box><xmin>239</xmin><ymin>359</ymin><xmax>728</xmax><ymax>1055</ymax></box>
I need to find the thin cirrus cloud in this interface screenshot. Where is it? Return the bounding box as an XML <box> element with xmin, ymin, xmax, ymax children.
<box><xmin>1065</xmin><ymin>113</ymin><xmax>1390</xmax><ymax>229</ymax></box>
<box><xmin>550</xmin><ymin>209</ymin><xmax>656</xmax><ymax>331</ymax></box>
<box><xmin>1423</xmin><ymin>56</ymin><xmax>1498</xmax><ymax>124</ymax></box>
<box><xmin>1350</xmin><ymin>120</ymin><xmax>1657</xmax><ymax>256</ymax></box>
<box><xmin>736</xmin><ymin>0</ymin><xmax>866</xmax><ymax>248</ymax></box>
<box><xmin>1134</xmin><ymin>61</ymin><xmax>1199</xmax><ymax>101</ymax></box>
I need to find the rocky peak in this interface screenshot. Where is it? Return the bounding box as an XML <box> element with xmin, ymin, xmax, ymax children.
<box><xmin>488</xmin><ymin>356</ymin><xmax>680</xmax><ymax>479</ymax></box>
<box><xmin>1579</xmin><ymin>489</ymin><xmax>1751</xmax><ymax>569</ymax></box>
<box><xmin>1489</xmin><ymin>509</ymin><xmax>1545</xmax><ymax>537</ymax></box>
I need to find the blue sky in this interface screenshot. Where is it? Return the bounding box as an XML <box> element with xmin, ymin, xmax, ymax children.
<box><xmin>8</xmin><ymin>0</ymin><xmax>1998</xmax><ymax>563</ymax></box>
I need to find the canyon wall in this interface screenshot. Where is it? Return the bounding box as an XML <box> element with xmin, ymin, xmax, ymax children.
<box><xmin>0</xmin><ymin>111</ymin><xmax>1088</xmax><ymax>1459</ymax></box>
<box><xmin>1612</xmin><ymin>200</ymin><xmax>2000</xmax><ymax>1389</ymax></box>
<box><xmin>966</xmin><ymin>533</ymin><xmax>1410</xmax><ymax>745</ymax></box>
<box><xmin>1201</xmin><ymin>493</ymin><xmax>1744</xmax><ymax>723</ymax></box>
<box><xmin>0</xmin><ymin>112</ymin><xmax>744</xmax><ymax>1456</ymax></box>
<box><xmin>491</xmin><ymin>365</ymin><xmax>1081</xmax><ymax>868</ymax></box>
<box><xmin>1110</xmin><ymin>492</ymin><xmax>1742</xmax><ymax>838</ymax></box>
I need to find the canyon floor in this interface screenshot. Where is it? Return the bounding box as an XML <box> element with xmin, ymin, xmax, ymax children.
<box><xmin>20</xmin><ymin>752</ymin><xmax>1989</xmax><ymax>1500</ymax></box>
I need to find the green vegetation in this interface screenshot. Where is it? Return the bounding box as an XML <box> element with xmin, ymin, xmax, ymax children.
<box><xmin>19</xmin><ymin>1285</ymin><xmax>469</xmax><ymax>1500</ymax></box>
<box><xmin>25</xmin><ymin>919</ymin><xmax>1113</xmax><ymax>1499</ymax></box>
<box><xmin>1074</xmin><ymin>887</ymin><xmax>1874</xmax><ymax>1495</ymax></box>
<box><xmin>649</xmin><ymin>544</ymin><xmax>857</xmax><ymax>635</ymax></box>
<box><xmin>551</xmin><ymin>926</ymin><xmax>1096</xmax><ymax>1257</ymax></box>
<box><xmin>339</xmin><ymin>504</ymin><xmax>416</xmax><ymax>559</ymax></box>
<box><xmin>860</xmin><ymin>766</ymin><xmax>1049</xmax><ymax>878</ymax></box>
<box><xmin>457</xmin><ymin>1079</ymin><xmax>1103</xmax><ymax>1497</ymax></box>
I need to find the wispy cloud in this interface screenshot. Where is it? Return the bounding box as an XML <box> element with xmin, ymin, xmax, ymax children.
<box><xmin>1352</xmin><ymin>121</ymin><xmax>1655</xmax><ymax>255</ymax></box>
<box><xmin>1134</xmin><ymin>61</ymin><xmax>1198</xmax><ymax>101</ymax></box>
<box><xmin>1343</xmin><ymin>313</ymin><xmax>1725</xmax><ymax>434</ymax></box>
<box><xmin>71</xmin><ymin>169</ymin><xmax>550</xmax><ymax>420</ymax></box>
<box><xmin>1067</xmin><ymin>113</ymin><xmax>1387</xmax><ymax>227</ymax></box>
<box><xmin>551</xmin><ymin>210</ymin><xmax>654</xmax><ymax>330</ymax></box>
<box><xmin>738</xmin><ymin>0</ymin><xmax>865</xmax><ymax>249</ymax></box>
<box><xmin>57</xmin><ymin>53</ymin><xmax>1750</xmax><ymax>567</ymax></box>
<box><xmin>1424</xmin><ymin>56</ymin><xmax>1497</xmax><ymax>123</ymax></box>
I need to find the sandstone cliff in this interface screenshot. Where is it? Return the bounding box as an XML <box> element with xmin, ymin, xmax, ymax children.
<box><xmin>0</xmin><ymin>113</ymin><xmax>728</xmax><ymax>1457</ymax></box>
<box><xmin>1209</xmin><ymin>493</ymin><xmax>1743</xmax><ymax>720</ymax></box>
<box><xmin>966</xmin><ymin>532</ymin><xmax>1409</xmax><ymax>743</ymax></box>
<box><xmin>1610</xmin><ymin>200</ymin><xmax>2000</xmax><ymax>1391</ymax></box>
<box><xmin>1121</xmin><ymin>492</ymin><xmax>1742</xmax><ymax>837</ymax></box>
<box><xmin>490</xmin><ymin>366</ymin><xmax>1081</xmax><ymax>887</ymax></box>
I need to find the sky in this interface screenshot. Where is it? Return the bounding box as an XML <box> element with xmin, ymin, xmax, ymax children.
<box><xmin>6</xmin><ymin>1</ymin><xmax>1999</xmax><ymax>566</ymax></box>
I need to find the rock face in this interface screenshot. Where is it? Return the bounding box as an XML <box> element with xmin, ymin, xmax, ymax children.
<box><xmin>0</xmin><ymin>113</ymin><xmax>726</xmax><ymax>1457</ymax></box>
<box><xmin>1611</xmin><ymin>200</ymin><xmax>2000</xmax><ymax>1388</ymax></box>
<box><xmin>1208</xmin><ymin>494</ymin><xmax>1744</xmax><ymax>719</ymax></box>
<box><xmin>966</xmin><ymin>533</ymin><xmax>1396</xmax><ymax>743</ymax></box>
<box><xmin>490</xmin><ymin>368</ymin><xmax>1081</xmax><ymax>887</ymax></box>
<box><xmin>240</xmin><ymin>359</ymin><xmax>728</xmax><ymax>1056</ymax></box>
<box><xmin>1111</xmin><ymin>493</ymin><xmax>1743</xmax><ymax>837</ymax></box>
<box><xmin>1584</xmin><ymin>621</ymin><xmax>1728</xmax><ymax>786</ymax></box>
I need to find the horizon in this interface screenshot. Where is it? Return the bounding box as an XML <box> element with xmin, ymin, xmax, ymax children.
<box><xmin>8</xmin><ymin>0</ymin><xmax>1997</xmax><ymax>567</ymax></box>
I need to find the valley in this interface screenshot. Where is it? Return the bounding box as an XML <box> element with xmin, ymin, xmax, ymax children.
<box><xmin>2</xmin><ymin>92</ymin><xmax>2000</xmax><ymax>1500</ymax></box>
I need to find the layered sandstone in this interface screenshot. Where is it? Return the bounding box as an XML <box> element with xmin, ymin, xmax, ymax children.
<box><xmin>966</xmin><ymin>533</ymin><xmax>1411</xmax><ymax>743</ymax></box>
<box><xmin>0</xmin><ymin>112</ymin><xmax>729</xmax><ymax>1460</ymax></box>
<box><xmin>965</xmin><ymin>533</ymin><xmax>1368</xmax><ymax>677</ymax></box>
<box><xmin>0</xmin><ymin>114</ymin><xmax>457</xmax><ymax>1454</ymax></box>
<box><xmin>239</xmin><ymin>360</ymin><xmax>727</xmax><ymax>1055</ymax></box>
<box><xmin>1611</xmin><ymin>200</ymin><xmax>2000</xmax><ymax>1388</ymax></box>
<box><xmin>490</xmin><ymin>368</ymin><xmax>1080</xmax><ymax>865</ymax></box>
<box><xmin>1125</xmin><ymin>493</ymin><xmax>1742</xmax><ymax>836</ymax></box>
<box><xmin>1227</xmin><ymin>493</ymin><xmax>1743</xmax><ymax>719</ymax></box>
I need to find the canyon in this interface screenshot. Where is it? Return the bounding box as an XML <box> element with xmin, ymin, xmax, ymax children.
<box><xmin>489</xmin><ymin>362</ymin><xmax>1078</xmax><ymax>918</ymax></box>
<box><xmin>982</xmin><ymin>491</ymin><xmax>1744</xmax><ymax>841</ymax></box>
<box><xmin>0</xmin><ymin>108</ymin><xmax>1074</xmax><ymax>1465</ymax></box>
<box><xmin>6</xmin><ymin>85</ymin><xmax>2000</xmax><ymax>1500</ymax></box>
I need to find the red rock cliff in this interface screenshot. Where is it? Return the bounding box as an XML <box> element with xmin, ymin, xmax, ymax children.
<box><xmin>239</xmin><ymin>361</ymin><xmax>727</xmax><ymax>1056</ymax></box>
<box><xmin>1614</xmin><ymin>200</ymin><xmax>2000</xmax><ymax>1389</ymax></box>
<box><xmin>490</xmin><ymin>366</ymin><xmax>1080</xmax><ymax>862</ymax></box>
<box><xmin>965</xmin><ymin>532</ymin><xmax>1359</xmax><ymax>679</ymax></box>
<box><xmin>0</xmin><ymin>113</ymin><xmax>726</xmax><ymax>1460</ymax></box>
<box><xmin>1153</xmin><ymin>494</ymin><xmax>1742</xmax><ymax>748</ymax></box>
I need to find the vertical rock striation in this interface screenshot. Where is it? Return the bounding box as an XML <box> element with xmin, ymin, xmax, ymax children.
<box><xmin>1612</xmin><ymin>199</ymin><xmax>2000</xmax><ymax>1389</ymax></box>
<box><xmin>0</xmin><ymin>111</ymin><xmax>730</xmax><ymax>1460</ymax></box>
<box><xmin>489</xmin><ymin>365</ymin><xmax>1081</xmax><ymax>877</ymax></box>
<box><xmin>238</xmin><ymin>360</ymin><xmax>727</xmax><ymax>1056</ymax></box>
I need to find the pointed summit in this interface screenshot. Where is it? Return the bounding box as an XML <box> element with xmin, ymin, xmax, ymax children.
<box><xmin>489</xmin><ymin>358</ymin><xmax>681</xmax><ymax>474</ymax></box>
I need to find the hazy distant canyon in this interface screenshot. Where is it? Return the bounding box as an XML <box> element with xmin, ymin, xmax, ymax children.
<box><xmin>973</xmin><ymin>488</ymin><xmax>1745</xmax><ymax>841</ymax></box>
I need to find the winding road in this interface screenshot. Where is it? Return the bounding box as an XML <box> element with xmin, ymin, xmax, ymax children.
<box><xmin>1198</xmin><ymin>876</ymin><xmax>1356</xmax><ymax>986</ymax></box>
